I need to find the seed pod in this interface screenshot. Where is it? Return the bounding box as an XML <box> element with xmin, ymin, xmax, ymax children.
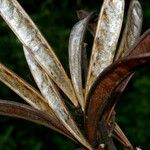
<box><xmin>86</xmin><ymin>0</ymin><xmax>125</xmax><ymax>98</ymax></box>
<box><xmin>0</xmin><ymin>0</ymin><xmax>78</xmax><ymax>107</ymax></box>
<box><xmin>85</xmin><ymin>29</ymin><xmax>150</xmax><ymax>143</ymax></box>
<box><xmin>0</xmin><ymin>63</ymin><xmax>71</xmax><ymax>136</ymax></box>
<box><xmin>115</xmin><ymin>0</ymin><xmax>143</xmax><ymax>60</ymax></box>
<box><xmin>24</xmin><ymin>47</ymin><xmax>93</xmax><ymax>149</ymax></box>
<box><xmin>69</xmin><ymin>14</ymin><xmax>93</xmax><ymax>111</ymax></box>
<box><xmin>0</xmin><ymin>100</ymin><xmax>75</xmax><ymax>141</ymax></box>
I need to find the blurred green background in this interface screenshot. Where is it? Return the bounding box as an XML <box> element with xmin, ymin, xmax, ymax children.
<box><xmin>0</xmin><ymin>0</ymin><xmax>150</xmax><ymax>150</ymax></box>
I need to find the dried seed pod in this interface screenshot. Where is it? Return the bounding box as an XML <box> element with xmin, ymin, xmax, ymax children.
<box><xmin>69</xmin><ymin>14</ymin><xmax>93</xmax><ymax>111</ymax></box>
<box><xmin>77</xmin><ymin>13</ymin><xmax>132</xmax><ymax>147</ymax></box>
<box><xmin>0</xmin><ymin>63</ymin><xmax>49</xmax><ymax>111</ymax></box>
<box><xmin>85</xmin><ymin>29</ymin><xmax>150</xmax><ymax>143</ymax></box>
<box><xmin>86</xmin><ymin>0</ymin><xmax>125</xmax><ymax>98</ymax></box>
<box><xmin>24</xmin><ymin>47</ymin><xmax>93</xmax><ymax>149</ymax></box>
<box><xmin>115</xmin><ymin>0</ymin><xmax>143</xmax><ymax>60</ymax></box>
<box><xmin>113</xmin><ymin>123</ymin><xmax>133</xmax><ymax>149</ymax></box>
<box><xmin>0</xmin><ymin>100</ymin><xmax>76</xmax><ymax>141</ymax></box>
<box><xmin>0</xmin><ymin>0</ymin><xmax>78</xmax><ymax>107</ymax></box>
<box><xmin>105</xmin><ymin>74</ymin><xmax>133</xmax><ymax>124</ymax></box>
<box><xmin>0</xmin><ymin>63</ymin><xmax>72</xmax><ymax>135</ymax></box>
<box><xmin>104</xmin><ymin>1</ymin><xmax>142</xmax><ymax>146</ymax></box>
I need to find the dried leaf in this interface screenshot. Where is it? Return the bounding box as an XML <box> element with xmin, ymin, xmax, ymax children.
<box><xmin>85</xmin><ymin>29</ymin><xmax>150</xmax><ymax>143</ymax></box>
<box><xmin>0</xmin><ymin>0</ymin><xmax>78</xmax><ymax>106</ymax></box>
<box><xmin>69</xmin><ymin>14</ymin><xmax>93</xmax><ymax>111</ymax></box>
<box><xmin>24</xmin><ymin>47</ymin><xmax>93</xmax><ymax>149</ymax></box>
<box><xmin>115</xmin><ymin>0</ymin><xmax>143</xmax><ymax>60</ymax></box>
<box><xmin>0</xmin><ymin>100</ymin><xmax>76</xmax><ymax>141</ymax></box>
<box><xmin>86</xmin><ymin>0</ymin><xmax>125</xmax><ymax>97</ymax></box>
<box><xmin>0</xmin><ymin>63</ymin><xmax>71</xmax><ymax>136</ymax></box>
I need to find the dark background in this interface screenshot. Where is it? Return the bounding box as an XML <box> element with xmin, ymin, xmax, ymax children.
<box><xmin>0</xmin><ymin>0</ymin><xmax>149</xmax><ymax>150</ymax></box>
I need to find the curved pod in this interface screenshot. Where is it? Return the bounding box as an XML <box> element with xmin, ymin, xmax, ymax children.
<box><xmin>0</xmin><ymin>0</ymin><xmax>78</xmax><ymax>106</ymax></box>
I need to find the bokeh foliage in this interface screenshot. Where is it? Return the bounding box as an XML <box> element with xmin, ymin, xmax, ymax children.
<box><xmin>0</xmin><ymin>0</ymin><xmax>149</xmax><ymax>149</ymax></box>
